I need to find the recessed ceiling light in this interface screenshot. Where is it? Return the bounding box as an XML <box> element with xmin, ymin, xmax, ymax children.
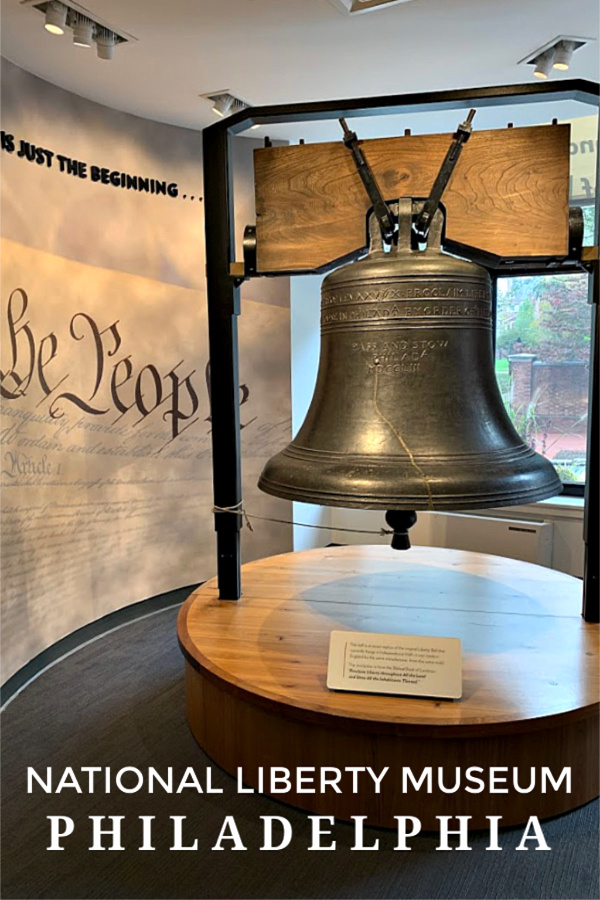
<box><xmin>212</xmin><ymin>95</ymin><xmax>234</xmax><ymax>118</ymax></box>
<box><xmin>73</xmin><ymin>16</ymin><xmax>93</xmax><ymax>47</ymax></box>
<box><xmin>200</xmin><ymin>90</ymin><xmax>252</xmax><ymax>120</ymax></box>
<box><xmin>533</xmin><ymin>51</ymin><xmax>554</xmax><ymax>79</ymax></box>
<box><xmin>96</xmin><ymin>29</ymin><xmax>117</xmax><ymax>59</ymax></box>
<box><xmin>44</xmin><ymin>1</ymin><xmax>67</xmax><ymax>34</ymax></box>
<box><xmin>328</xmin><ymin>0</ymin><xmax>416</xmax><ymax>13</ymax></box>
<box><xmin>518</xmin><ymin>35</ymin><xmax>594</xmax><ymax>78</ymax></box>
<box><xmin>553</xmin><ymin>40</ymin><xmax>576</xmax><ymax>70</ymax></box>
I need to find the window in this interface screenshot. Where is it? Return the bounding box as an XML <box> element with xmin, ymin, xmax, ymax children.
<box><xmin>494</xmin><ymin>204</ymin><xmax>596</xmax><ymax>492</ymax></box>
<box><xmin>495</xmin><ymin>269</ymin><xmax>592</xmax><ymax>489</ymax></box>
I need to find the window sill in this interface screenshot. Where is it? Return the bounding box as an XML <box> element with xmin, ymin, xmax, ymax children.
<box><xmin>477</xmin><ymin>495</ymin><xmax>584</xmax><ymax>522</ymax></box>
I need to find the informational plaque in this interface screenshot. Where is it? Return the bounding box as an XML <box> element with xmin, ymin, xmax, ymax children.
<box><xmin>327</xmin><ymin>631</ymin><xmax>462</xmax><ymax>700</ymax></box>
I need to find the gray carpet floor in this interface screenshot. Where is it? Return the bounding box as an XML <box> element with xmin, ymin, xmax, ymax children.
<box><xmin>1</xmin><ymin>605</ymin><xmax>598</xmax><ymax>900</ymax></box>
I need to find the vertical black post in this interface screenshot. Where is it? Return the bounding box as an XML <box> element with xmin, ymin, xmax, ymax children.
<box><xmin>582</xmin><ymin>117</ymin><xmax>599</xmax><ymax>622</ymax></box>
<box><xmin>203</xmin><ymin>122</ymin><xmax>242</xmax><ymax>599</ymax></box>
<box><xmin>490</xmin><ymin>276</ymin><xmax>498</xmax><ymax>354</ymax></box>
<box><xmin>582</xmin><ymin>294</ymin><xmax>598</xmax><ymax>621</ymax></box>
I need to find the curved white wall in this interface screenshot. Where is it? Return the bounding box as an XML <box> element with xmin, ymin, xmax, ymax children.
<box><xmin>0</xmin><ymin>60</ymin><xmax>292</xmax><ymax>682</ymax></box>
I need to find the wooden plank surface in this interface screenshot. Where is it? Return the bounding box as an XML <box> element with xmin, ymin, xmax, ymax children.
<box><xmin>254</xmin><ymin>125</ymin><xmax>570</xmax><ymax>272</ymax></box>
<box><xmin>178</xmin><ymin>544</ymin><xmax>598</xmax><ymax>733</ymax></box>
<box><xmin>185</xmin><ymin>665</ymin><xmax>598</xmax><ymax>828</ymax></box>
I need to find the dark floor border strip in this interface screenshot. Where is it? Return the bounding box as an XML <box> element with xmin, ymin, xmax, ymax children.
<box><xmin>0</xmin><ymin>583</ymin><xmax>201</xmax><ymax>707</ymax></box>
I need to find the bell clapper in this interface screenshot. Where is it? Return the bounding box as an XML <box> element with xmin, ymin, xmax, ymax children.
<box><xmin>385</xmin><ymin>510</ymin><xmax>417</xmax><ymax>551</ymax></box>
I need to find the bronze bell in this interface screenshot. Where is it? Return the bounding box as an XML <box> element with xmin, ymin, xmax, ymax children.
<box><xmin>259</xmin><ymin>199</ymin><xmax>561</xmax><ymax>511</ymax></box>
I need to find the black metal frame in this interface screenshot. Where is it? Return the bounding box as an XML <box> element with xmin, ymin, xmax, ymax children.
<box><xmin>202</xmin><ymin>79</ymin><xmax>599</xmax><ymax>620</ymax></box>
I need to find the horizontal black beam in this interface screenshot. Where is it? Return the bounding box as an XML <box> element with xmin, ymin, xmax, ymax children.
<box><xmin>249</xmin><ymin>256</ymin><xmax>595</xmax><ymax>281</ymax></box>
<box><xmin>209</xmin><ymin>79</ymin><xmax>599</xmax><ymax>136</ymax></box>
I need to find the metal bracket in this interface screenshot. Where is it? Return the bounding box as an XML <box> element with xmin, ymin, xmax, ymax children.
<box><xmin>414</xmin><ymin>109</ymin><xmax>476</xmax><ymax>242</ymax></box>
<box><xmin>339</xmin><ymin>117</ymin><xmax>396</xmax><ymax>244</ymax></box>
<box><xmin>443</xmin><ymin>206</ymin><xmax>587</xmax><ymax>274</ymax></box>
<box><xmin>568</xmin><ymin>206</ymin><xmax>584</xmax><ymax>260</ymax></box>
<box><xmin>243</xmin><ymin>225</ymin><xmax>258</xmax><ymax>276</ymax></box>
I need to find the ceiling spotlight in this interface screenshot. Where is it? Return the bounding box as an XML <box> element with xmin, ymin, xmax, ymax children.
<box><xmin>73</xmin><ymin>16</ymin><xmax>94</xmax><ymax>48</ymax></box>
<box><xmin>212</xmin><ymin>95</ymin><xmax>234</xmax><ymax>118</ymax></box>
<box><xmin>96</xmin><ymin>30</ymin><xmax>117</xmax><ymax>60</ymax></box>
<box><xmin>519</xmin><ymin>35</ymin><xmax>593</xmax><ymax>77</ymax></box>
<box><xmin>201</xmin><ymin>90</ymin><xmax>252</xmax><ymax>120</ymax></box>
<box><xmin>44</xmin><ymin>1</ymin><xmax>67</xmax><ymax>35</ymax></box>
<box><xmin>553</xmin><ymin>40</ymin><xmax>576</xmax><ymax>70</ymax></box>
<box><xmin>533</xmin><ymin>51</ymin><xmax>554</xmax><ymax>79</ymax></box>
<box><xmin>328</xmin><ymin>0</ymin><xmax>417</xmax><ymax>14</ymax></box>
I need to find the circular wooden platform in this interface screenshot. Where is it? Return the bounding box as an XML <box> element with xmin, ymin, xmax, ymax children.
<box><xmin>178</xmin><ymin>545</ymin><xmax>599</xmax><ymax>828</ymax></box>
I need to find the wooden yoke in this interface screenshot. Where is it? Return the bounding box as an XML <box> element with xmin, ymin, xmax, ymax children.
<box><xmin>253</xmin><ymin>125</ymin><xmax>570</xmax><ymax>273</ymax></box>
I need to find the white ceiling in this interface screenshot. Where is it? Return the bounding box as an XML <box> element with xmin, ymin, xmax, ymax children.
<box><xmin>2</xmin><ymin>0</ymin><xmax>599</xmax><ymax>139</ymax></box>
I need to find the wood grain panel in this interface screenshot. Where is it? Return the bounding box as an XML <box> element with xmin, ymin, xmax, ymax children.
<box><xmin>254</xmin><ymin>126</ymin><xmax>570</xmax><ymax>272</ymax></box>
<box><xmin>186</xmin><ymin>665</ymin><xmax>598</xmax><ymax>829</ymax></box>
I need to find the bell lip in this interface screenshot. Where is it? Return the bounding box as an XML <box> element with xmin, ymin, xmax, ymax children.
<box><xmin>257</xmin><ymin>473</ymin><xmax>563</xmax><ymax>511</ymax></box>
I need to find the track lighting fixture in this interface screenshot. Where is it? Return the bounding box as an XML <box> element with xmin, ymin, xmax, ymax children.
<box><xmin>73</xmin><ymin>16</ymin><xmax>94</xmax><ymax>47</ymax></box>
<box><xmin>44</xmin><ymin>1</ymin><xmax>68</xmax><ymax>34</ymax></box>
<box><xmin>533</xmin><ymin>51</ymin><xmax>554</xmax><ymax>79</ymax></box>
<box><xmin>552</xmin><ymin>40</ymin><xmax>576</xmax><ymax>70</ymax></box>
<box><xmin>26</xmin><ymin>1</ymin><xmax>135</xmax><ymax>58</ymax></box>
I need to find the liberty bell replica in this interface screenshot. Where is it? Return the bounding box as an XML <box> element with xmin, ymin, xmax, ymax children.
<box><xmin>258</xmin><ymin>116</ymin><xmax>561</xmax><ymax>535</ymax></box>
